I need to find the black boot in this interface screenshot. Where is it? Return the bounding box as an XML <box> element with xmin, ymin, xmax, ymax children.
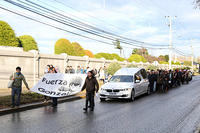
<box><xmin>83</xmin><ymin>108</ymin><xmax>87</xmax><ymax>112</ymax></box>
<box><xmin>90</xmin><ymin>108</ymin><xmax>94</xmax><ymax>111</ymax></box>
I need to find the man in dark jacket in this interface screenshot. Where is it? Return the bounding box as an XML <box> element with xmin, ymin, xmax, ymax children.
<box><xmin>81</xmin><ymin>70</ymin><xmax>99</xmax><ymax>112</ymax></box>
<box><xmin>148</xmin><ymin>70</ymin><xmax>155</xmax><ymax>93</ymax></box>
<box><xmin>177</xmin><ymin>69</ymin><xmax>182</xmax><ymax>86</ymax></box>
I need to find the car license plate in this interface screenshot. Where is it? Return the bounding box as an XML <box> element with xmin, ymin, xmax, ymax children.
<box><xmin>109</xmin><ymin>92</ymin><xmax>116</xmax><ymax>96</ymax></box>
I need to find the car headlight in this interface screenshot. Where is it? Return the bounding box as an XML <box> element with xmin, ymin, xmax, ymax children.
<box><xmin>101</xmin><ymin>88</ymin><xmax>106</xmax><ymax>91</ymax></box>
<box><xmin>120</xmin><ymin>88</ymin><xmax>129</xmax><ymax>91</ymax></box>
<box><xmin>120</xmin><ymin>88</ymin><xmax>131</xmax><ymax>91</ymax></box>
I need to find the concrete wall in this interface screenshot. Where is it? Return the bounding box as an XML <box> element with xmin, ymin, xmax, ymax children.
<box><xmin>0</xmin><ymin>49</ymin><xmax>183</xmax><ymax>90</ymax></box>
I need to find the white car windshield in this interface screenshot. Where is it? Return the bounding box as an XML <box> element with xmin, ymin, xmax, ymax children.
<box><xmin>109</xmin><ymin>75</ymin><xmax>133</xmax><ymax>82</ymax></box>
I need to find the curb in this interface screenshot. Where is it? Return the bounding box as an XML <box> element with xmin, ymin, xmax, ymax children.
<box><xmin>0</xmin><ymin>95</ymin><xmax>83</xmax><ymax>116</ymax></box>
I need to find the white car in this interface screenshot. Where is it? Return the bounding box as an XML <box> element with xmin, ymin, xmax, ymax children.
<box><xmin>99</xmin><ymin>68</ymin><xmax>150</xmax><ymax>102</ymax></box>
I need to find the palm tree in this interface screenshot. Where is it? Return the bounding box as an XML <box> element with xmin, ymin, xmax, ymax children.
<box><xmin>113</xmin><ymin>39</ymin><xmax>123</xmax><ymax>57</ymax></box>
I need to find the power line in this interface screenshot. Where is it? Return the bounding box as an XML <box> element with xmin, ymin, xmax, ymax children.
<box><xmin>6</xmin><ymin>0</ymin><xmax>169</xmax><ymax>48</ymax></box>
<box><xmin>51</xmin><ymin>0</ymin><xmax>125</xmax><ymax>32</ymax></box>
<box><xmin>173</xmin><ymin>48</ymin><xmax>192</xmax><ymax>56</ymax></box>
<box><xmin>0</xmin><ymin>4</ymin><xmax>169</xmax><ymax>52</ymax></box>
<box><xmin>0</xmin><ymin>6</ymin><xmax>118</xmax><ymax>47</ymax></box>
<box><xmin>14</xmin><ymin>0</ymin><xmax>155</xmax><ymax>48</ymax></box>
<box><xmin>33</xmin><ymin>0</ymin><xmax>168</xmax><ymax>47</ymax></box>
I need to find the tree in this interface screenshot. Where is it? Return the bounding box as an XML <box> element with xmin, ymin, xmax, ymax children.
<box><xmin>55</xmin><ymin>39</ymin><xmax>87</xmax><ymax>56</ymax></box>
<box><xmin>107</xmin><ymin>62</ymin><xmax>121</xmax><ymax>75</ymax></box>
<box><xmin>0</xmin><ymin>20</ymin><xmax>19</xmax><ymax>47</ymax></box>
<box><xmin>132</xmin><ymin>48</ymin><xmax>138</xmax><ymax>54</ymax></box>
<box><xmin>18</xmin><ymin>35</ymin><xmax>38</xmax><ymax>51</ymax></box>
<box><xmin>95</xmin><ymin>53</ymin><xmax>113</xmax><ymax>60</ymax></box>
<box><xmin>159</xmin><ymin>61</ymin><xmax>168</xmax><ymax>64</ymax></box>
<box><xmin>164</xmin><ymin>55</ymin><xmax>169</xmax><ymax>62</ymax></box>
<box><xmin>85</xmin><ymin>50</ymin><xmax>94</xmax><ymax>58</ymax></box>
<box><xmin>54</xmin><ymin>38</ymin><xmax>73</xmax><ymax>55</ymax></box>
<box><xmin>184</xmin><ymin>61</ymin><xmax>192</xmax><ymax>66</ymax></box>
<box><xmin>113</xmin><ymin>39</ymin><xmax>123</xmax><ymax>57</ymax></box>
<box><xmin>132</xmin><ymin>48</ymin><xmax>148</xmax><ymax>56</ymax></box>
<box><xmin>127</xmin><ymin>64</ymin><xmax>137</xmax><ymax>68</ymax></box>
<box><xmin>94</xmin><ymin>53</ymin><xmax>125</xmax><ymax>61</ymax></box>
<box><xmin>71</xmin><ymin>42</ymin><xmax>85</xmax><ymax>56</ymax></box>
<box><xmin>146</xmin><ymin>65</ymin><xmax>159</xmax><ymax>70</ymax></box>
<box><xmin>144</xmin><ymin>55</ymin><xmax>158</xmax><ymax>63</ymax></box>
<box><xmin>158</xmin><ymin>55</ymin><xmax>169</xmax><ymax>62</ymax></box>
<box><xmin>172</xmin><ymin>61</ymin><xmax>181</xmax><ymax>65</ymax></box>
<box><xmin>111</xmin><ymin>53</ymin><xmax>125</xmax><ymax>61</ymax></box>
<box><xmin>128</xmin><ymin>54</ymin><xmax>147</xmax><ymax>63</ymax></box>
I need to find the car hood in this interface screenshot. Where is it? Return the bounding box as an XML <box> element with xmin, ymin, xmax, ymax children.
<box><xmin>101</xmin><ymin>82</ymin><xmax>133</xmax><ymax>89</ymax></box>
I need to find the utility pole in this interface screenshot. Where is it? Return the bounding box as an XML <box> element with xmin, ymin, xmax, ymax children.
<box><xmin>166</xmin><ymin>16</ymin><xmax>172</xmax><ymax>69</ymax></box>
<box><xmin>174</xmin><ymin>53</ymin><xmax>177</xmax><ymax>63</ymax></box>
<box><xmin>165</xmin><ymin>16</ymin><xmax>176</xmax><ymax>69</ymax></box>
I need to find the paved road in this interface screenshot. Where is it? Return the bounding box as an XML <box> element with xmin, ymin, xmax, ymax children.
<box><xmin>1</xmin><ymin>77</ymin><xmax>200</xmax><ymax>133</ymax></box>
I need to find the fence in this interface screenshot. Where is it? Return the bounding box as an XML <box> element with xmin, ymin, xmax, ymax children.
<box><xmin>0</xmin><ymin>49</ymin><xmax>183</xmax><ymax>90</ymax></box>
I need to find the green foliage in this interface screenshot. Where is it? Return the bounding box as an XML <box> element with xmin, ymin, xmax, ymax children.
<box><xmin>159</xmin><ymin>61</ymin><xmax>168</xmax><ymax>64</ymax></box>
<box><xmin>127</xmin><ymin>64</ymin><xmax>137</xmax><ymax>68</ymax></box>
<box><xmin>114</xmin><ymin>39</ymin><xmax>122</xmax><ymax>50</ymax></box>
<box><xmin>0</xmin><ymin>20</ymin><xmax>19</xmax><ymax>47</ymax></box>
<box><xmin>55</xmin><ymin>39</ymin><xmax>86</xmax><ymax>56</ymax></box>
<box><xmin>18</xmin><ymin>35</ymin><xmax>38</xmax><ymax>51</ymax></box>
<box><xmin>107</xmin><ymin>62</ymin><xmax>121</xmax><ymax>75</ymax></box>
<box><xmin>164</xmin><ymin>55</ymin><xmax>169</xmax><ymax>62</ymax></box>
<box><xmin>184</xmin><ymin>61</ymin><xmax>192</xmax><ymax>66</ymax></box>
<box><xmin>55</xmin><ymin>38</ymin><xmax>72</xmax><ymax>54</ymax></box>
<box><xmin>111</xmin><ymin>53</ymin><xmax>125</xmax><ymax>61</ymax></box>
<box><xmin>132</xmin><ymin>48</ymin><xmax>138</xmax><ymax>55</ymax></box>
<box><xmin>159</xmin><ymin>61</ymin><xmax>180</xmax><ymax>65</ymax></box>
<box><xmin>172</xmin><ymin>61</ymin><xmax>181</xmax><ymax>65</ymax></box>
<box><xmin>0</xmin><ymin>92</ymin><xmax>44</xmax><ymax>109</ymax></box>
<box><xmin>158</xmin><ymin>55</ymin><xmax>169</xmax><ymax>62</ymax></box>
<box><xmin>128</xmin><ymin>54</ymin><xmax>147</xmax><ymax>63</ymax></box>
<box><xmin>71</xmin><ymin>42</ymin><xmax>85</xmax><ymax>56</ymax></box>
<box><xmin>94</xmin><ymin>53</ymin><xmax>125</xmax><ymax>61</ymax></box>
<box><xmin>183</xmin><ymin>67</ymin><xmax>191</xmax><ymax>70</ymax></box>
<box><xmin>95</xmin><ymin>53</ymin><xmax>112</xmax><ymax>60</ymax></box>
<box><xmin>113</xmin><ymin>39</ymin><xmax>123</xmax><ymax>56</ymax></box>
<box><xmin>146</xmin><ymin>65</ymin><xmax>158</xmax><ymax>70</ymax></box>
<box><xmin>132</xmin><ymin>48</ymin><xmax>148</xmax><ymax>55</ymax></box>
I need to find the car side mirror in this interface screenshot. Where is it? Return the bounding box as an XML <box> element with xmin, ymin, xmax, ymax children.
<box><xmin>104</xmin><ymin>80</ymin><xmax>108</xmax><ymax>83</ymax></box>
<box><xmin>135</xmin><ymin>80</ymin><xmax>140</xmax><ymax>83</ymax></box>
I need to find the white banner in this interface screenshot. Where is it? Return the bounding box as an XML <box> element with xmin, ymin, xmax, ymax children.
<box><xmin>31</xmin><ymin>73</ymin><xmax>87</xmax><ymax>97</ymax></box>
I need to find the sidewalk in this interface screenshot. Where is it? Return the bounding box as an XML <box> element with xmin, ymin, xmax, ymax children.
<box><xmin>0</xmin><ymin>92</ymin><xmax>85</xmax><ymax>116</ymax></box>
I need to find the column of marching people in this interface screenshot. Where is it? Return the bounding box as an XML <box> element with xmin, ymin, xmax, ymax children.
<box><xmin>147</xmin><ymin>69</ymin><xmax>193</xmax><ymax>93</ymax></box>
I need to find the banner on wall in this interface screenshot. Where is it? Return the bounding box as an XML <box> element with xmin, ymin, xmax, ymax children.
<box><xmin>31</xmin><ymin>73</ymin><xmax>87</xmax><ymax>97</ymax></box>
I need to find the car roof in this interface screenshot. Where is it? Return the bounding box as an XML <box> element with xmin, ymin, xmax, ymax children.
<box><xmin>114</xmin><ymin>68</ymin><xmax>143</xmax><ymax>76</ymax></box>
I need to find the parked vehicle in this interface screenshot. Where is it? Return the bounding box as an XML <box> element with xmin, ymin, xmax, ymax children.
<box><xmin>99</xmin><ymin>68</ymin><xmax>150</xmax><ymax>102</ymax></box>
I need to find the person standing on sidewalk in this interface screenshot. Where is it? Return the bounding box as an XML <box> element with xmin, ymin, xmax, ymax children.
<box><xmin>81</xmin><ymin>70</ymin><xmax>99</xmax><ymax>112</ymax></box>
<box><xmin>9</xmin><ymin>67</ymin><xmax>29</xmax><ymax>108</ymax></box>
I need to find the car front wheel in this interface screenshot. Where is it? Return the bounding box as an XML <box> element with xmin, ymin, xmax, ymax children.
<box><xmin>100</xmin><ymin>98</ymin><xmax>106</xmax><ymax>102</ymax></box>
<box><xmin>147</xmin><ymin>86</ymin><xmax>151</xmax><ymax>95</ymax></box>
<box><xmin>130</xmin><ymin>89</ymin><xmax>135</xmax><ymax>102</ymax></box>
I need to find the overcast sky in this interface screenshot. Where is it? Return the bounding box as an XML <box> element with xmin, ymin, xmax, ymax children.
<box><xmin>0</xmin><ymin>0</ymin><xmax>200</xmax><ymax>58</ymax></box>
